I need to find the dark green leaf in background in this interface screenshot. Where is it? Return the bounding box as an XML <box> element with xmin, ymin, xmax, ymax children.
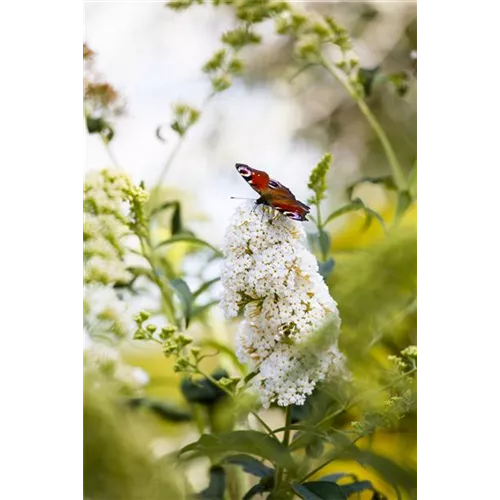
<box><xmin>195</xmin><ymin>466</ymin><xmax>226</xmax><ymax>500</ymax></box>
<box><xmin>292</xmin><ymin>481</ymin><xmax>346</xmax><ymax>500</ymax></box>
<box><xmin>224</xmin><ymin>454</ymin><xmax>274</xmax><ymax>478</ymax></box>
<box><xmin>180</xmin><ymin>430</ymin><xmax>296</xmax><ymax>470</ymax></box>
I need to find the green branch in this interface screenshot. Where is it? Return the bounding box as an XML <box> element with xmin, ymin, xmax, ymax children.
<box><xmin>319</xmin><ymin>54</ymin><xmax>408</xmax><ymax>192</ymax></box>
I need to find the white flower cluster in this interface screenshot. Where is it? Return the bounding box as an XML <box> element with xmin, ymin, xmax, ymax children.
<box><xmin>84</xmin><ymin>341</ymin><xmax>150</xmax><ymax>395</ymax></box>
<box><xmin>220</xmin><ymin>203</ymin><xmax>344</xmax><ymax>408</ymax></box>
<box><xmin>84</xmin><ymin>169</ymin><xmax>141</xmax><ymax>285</ymax></box>
<box><xmin>84</xmin><ymin>284</ymin><xmax>136</xmax><ymax>341</ymax></box>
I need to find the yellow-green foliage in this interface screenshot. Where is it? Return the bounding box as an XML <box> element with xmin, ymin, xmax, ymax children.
<box><xmin>84</xmin><ymin>375</ymin><xmax>182</xmax><ymax>500</ymax></box>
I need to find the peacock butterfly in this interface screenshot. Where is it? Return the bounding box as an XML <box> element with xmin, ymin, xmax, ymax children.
<box><xmin>235</xmin><ymin>163</ymin><xmax>310</xmax><ymax>221</ymax></box>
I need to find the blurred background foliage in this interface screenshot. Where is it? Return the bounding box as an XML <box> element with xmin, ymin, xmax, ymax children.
<box><xmin>84</xmin><ymin>1</ymin><xmax>416</xmax><ymax>499</ymax></box>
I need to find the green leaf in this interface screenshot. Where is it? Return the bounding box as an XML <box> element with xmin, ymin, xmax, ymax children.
<box><xmin>150</xmin><ymin>201</ymin><xmax>178</xmax><ymax>217</ymax></box>
<box><xmin>346</xmin><ymin>176</ymin><xmax>397</xmax><ymax>200</ymax></box>
<box><xmin>180</xmin><ymin>431</ymin><xmax>296</xmax><ymax>471</ymax></box>
<box><xmin>324</xmin><ymin>199</ymin><xmax>386</xmax><ymax>233</ymax></box>
<box><xmin>339</xmin><ymin>480</ymin><xmax>375</xmax><ymax>497</ymax></box>
<box><xmin>192</xmin><ymin>300</ymin><xmax>220</xmax><ymax>319</ymax></box>
<box><xmin>318</xmin><ymin>258</ymin><xmax>335</xmax><ymax>281</ymax></box>
<box><xmin>224</xmin><ymin>454</ymin><xmax>274</xmax><ymax>478</ymax></box>
<box><xmin>292</xmin><ymin>481</ymin><xmax>346</xmax><ymax>500</ymax></box>
<box><xmin>170</xmin><ymin>278</ymin><xmax>193</xmax><ymax>328</ymax></box>
<box><xmin>127</xmin><ymin>266</ymin><xmax>155</xmax><ymax>281</ymax></box>
<box><xmin>156</xmin><ymin>235</ymin><xmax>223</xmax><ymax>257</ymax></box>
<box><xmin>198</xmin><ymin>339</ymin><xmax>245</xmax><ymax>374</ymax></box>
<box><xmin>193</xmin><ymin>277</ymin><xmax>221</xmax><ymax>299</ymax></box>
<box><xmin>242</xmin><ymin>483</ymin><xmax>272</xmax><ymax>500</ymax></box>
<box><xmin>362</xmin><ymin>206</ymin><xmax>387</xmax><ymax>233</ymax></box>
<box><xmin>243</xmin><ymin>371</ymin><xmax>258</xmax><ymax>384</ymax></box>
<box><xmin>171</xmin><ymin>202</ymin><xmax>182</xmax><ymax>235</ymax></box>
<box><xmin>128</xmin><ymin>398</ymin><xmax>192</xmax><ymax>422</ymax></box>
<box><xmin>395</xmin><ymin>191</ymin><xmax>412</xmax><ymax>222</ymax></box>
<box><xmin>305</xmin><ymin>437</ymin><xmax>324</xmax><ymax>459</ymax></box>
<box><xmin>408</xmin><ymin>162</ymin><xmax>417</xmax><ymax>200</ymax></box>
<box><xmin>388</xmin><ymin>71</ymin><xmax>410</xmax><ymax>97</ymax></box>
<box><xmin>195</xmin><ymin>466</ymin><xmax>226</xmax><ymax>500</ymax></box>
<box><xmin>358</xmin><ymin>66</ymin><xmax>380</xmax><ymax>97</ymax></box>
<box><xmin>342</xmin><ymin>449</ymin><xmax>416</xmax><ymax>495</ymax></box>
<box><xmin>323</xmin><ymin>201</ymin><xmax>364</xmax><ymax>227</ymax></box>
<box><xmin>181</xmin><ymin>369</ymin><xmax>228</xmax><ymax>406</ymax></box>
<box><xmin>318</xmin><ymin>230</ymin><xmax>331</xmax><ymax>259</ymax></box>
<box><xmin>320</xmin><ymin>473</ymin><xmax>357</xmax><ymax>483</ymax></box>
<box><xmin>86</xmin><ymin>115</ymin><xmax>114</xmax><ymax>143</ymax></box>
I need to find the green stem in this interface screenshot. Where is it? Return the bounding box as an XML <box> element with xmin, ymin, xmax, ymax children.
<box><xmin>195</xmin><ymin>367</ymin><xmax>277</xmax><ymax>439</ymax></box>
<box><xmin>152</xmin><ymin>93</ymin><xmax>215</xmax><ymax>207</ymax></box>
<box><xmin>274</xmin><ymin>406</ymin><xmax>293</xmax><ymax>492</ymax></box>
<box><xmin>319</xmin><ymin>54</ymin><xmax>408</xmax><ymax>192</ymax></box>
<box><xmin>299</xmin><ymin>436</ymin><xmax>363</xmax><ymax>483</ymax></box>
<box><xmin>138</xmin><ymin>236</ymin><xmax>177</xmax><ymax>326</ymax></box>
<box><xmin>290</xmin><ymin>366</ymin><xmax>417</xmax><ymax>451</ymax></box>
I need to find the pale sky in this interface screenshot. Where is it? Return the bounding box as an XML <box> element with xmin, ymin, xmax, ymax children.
<box><xmin>84</xmin><ymin>2</ymin><xmax>414</xmax><ymax>244</ymax></box>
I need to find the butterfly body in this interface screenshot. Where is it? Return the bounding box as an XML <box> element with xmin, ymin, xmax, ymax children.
<box><xmin>235</xmin><ymin>163</ymin><xmax>310</xmax><ymax>221</ymax></box>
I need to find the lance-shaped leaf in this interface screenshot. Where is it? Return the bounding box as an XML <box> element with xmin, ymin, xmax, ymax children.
<box><xmin>292</xmin><ymin>481</ymin><xmax>346</xmax><ymax>499</ymax></box>
<box><xmin>223</xmin><ymin>454</ymin><xmax>274</xmax><ymax>478</ymax></box>
<box><xmin>195</xmin><ymin>466</ymin><xmax>225</xmax><ymax>500</ymax></box>
<box><xmin>156</xmin><ymin>234</ymin><xmax>223</xmax><ymax>257</ymax></box>
<box><xmin>180</xmin><ymin>431</ymin><xmax>296</xmax><ymax>471</ymax></box>
<box><xmin>170</xmin><ymin>278</ymin><xmax>193</xmax><ymax>327</ymax></box>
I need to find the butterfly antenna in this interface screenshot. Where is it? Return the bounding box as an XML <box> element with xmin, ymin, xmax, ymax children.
<box><xmin>230</xmin><ymin>196</ymin><xmax>255</xmax><ymax>200</ymax></box>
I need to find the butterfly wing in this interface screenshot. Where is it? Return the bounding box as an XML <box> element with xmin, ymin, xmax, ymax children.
<box><xmin>270</xmin><ymin>196</ymin><xmax>310</xmax><ymax>221</ymax></box>
<box><xmin>235</xmin><ymin>163</ymin><xmax>310</xmax><ymax>221</ymax></box>
<box><xmin>235</xmin><ymin>163</ymin><xmax>270</xmax><ymax>195</ymax></box>
<box><xmin>266</xmin><ymin>178</ymin><xmax>310</xmax><ymax>221</ymax></box>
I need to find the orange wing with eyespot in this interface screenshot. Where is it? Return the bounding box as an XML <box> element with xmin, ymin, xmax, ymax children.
<box><xmin>235</xmin><ymin>163</ymin><xmax>310</xmax><ymax>221</ymax></box>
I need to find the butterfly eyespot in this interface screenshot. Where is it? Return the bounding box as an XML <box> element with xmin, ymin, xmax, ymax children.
<box><xmin>235</xmin><ymin>164</ymin><xmax>252</xmax><ymax>178</ymax></box>
<box><xmin>282</xmin><ymin>211</ymin><xmax>304</xmax><ymax>221</ymax></box>
<box><xmin>269</xmin><ymin>180</ymin><xmax>280</xmax><ymax>189</ymax></box>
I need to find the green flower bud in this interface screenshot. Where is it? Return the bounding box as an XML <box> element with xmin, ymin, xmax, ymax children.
<box><xmin>159</xmin><ymin>324</ymin><xmax>178</xmax><ymax>340</ymax></box>
<box><xmin>139</xmin><ymin>310</ymin><xmax>151</xmax><ymax>322</ymax></box>
<box><xmin>133</xmin><ymin>328</ymin><xmax>147</xmax><ymax>340</ymax></box>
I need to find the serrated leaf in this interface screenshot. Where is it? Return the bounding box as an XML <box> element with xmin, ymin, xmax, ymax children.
<box><xmin>292</xmin><ymin>481</ymin><xmax>347</xmax><ymax>500</ymax></box>
<box><xmin>318</xmin><ymin>258</ymin><xmax>335</xmax><ymax>281</ymax></box>
<box><xmin>156</xmin><ymin>235</ymin><xmax>223</xmax><ymax>256</ymax></box>
<box><xmin>180</xmin><ymin>431</ymin><xmax>296</xmax><ymax>470</ymax></box>
<box><xmin>195</xmin><ymin>466</ymin><xmax>225</xmax><ymax>500</ymax></box>
<box><xmin>170</xmin><ymin>278</ymin><xmax>193</xmax><ymax>327</ymax></box>
<box><xmin>224</xmin><ymin>454</ymin><xmax>274</xmax><ymax>478</ymax></box>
